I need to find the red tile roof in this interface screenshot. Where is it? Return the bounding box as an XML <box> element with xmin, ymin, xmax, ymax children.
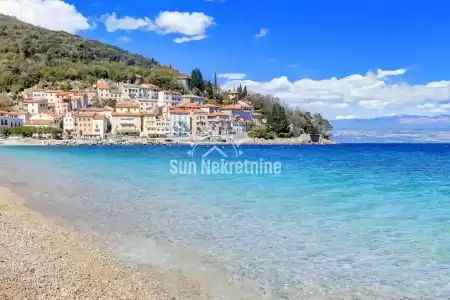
<box><xmin>24</xmin><ymin>120</ymin><xmax>53</xmax><ymax>126</ymax></box>
<box><xmin>115</xmin><ymin>100</ymin><xmax>140</xmax><ymax>108</ymax></box>
<box><xmin>76</xmin><ymin>112</ymin><xmax>96</xmax><ymax>118</ymax></box>
<box><xmin>93</xmin><ymin>114</ymin><xmax>106</xmax><ymax>120</ymax></box>
<box><xmin>111</xmin><ymin>112</ymin><xmax>142</xmax><ymax>117</ymax></box>
<box><xmin>96</xmin><ymin>81</ymin><xmax>109</xmax><ymax>89</ymax></box>
<box><xmin>23</xmin><ymin>99</ymin><xmax>43</xmax><ymax>103</ymax></box>
<box><xmin>208</xmin><ymin>112</ymin><xmax>229</xmax><ymax>117</ymax></box>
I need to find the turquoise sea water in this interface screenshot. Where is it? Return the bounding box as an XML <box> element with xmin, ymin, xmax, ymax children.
<box><xmin>1</xmin><ymin>144</ymin><xmax>450</xmax><ymax>299</ymax></box>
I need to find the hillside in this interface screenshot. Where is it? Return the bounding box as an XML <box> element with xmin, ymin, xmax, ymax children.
<box><xmin>0</xmin><ymin>14</ymin><xmax>160</xmax><ymax>93</ymax></box>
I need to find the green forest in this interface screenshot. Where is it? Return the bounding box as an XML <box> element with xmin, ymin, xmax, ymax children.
<box><xmin>0</xmin><ymin>14</ymin><xmax>160</xmax><ymax>93</ymax></box>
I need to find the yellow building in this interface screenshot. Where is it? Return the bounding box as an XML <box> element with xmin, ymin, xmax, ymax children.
<box><xmin>115</xmin><ymin>100</ymin><xmax>140</xmax><ymax>113</ymax></box>
<box><xmin>75</xmin><ymin>112</ymin><xmax>95</xmax><ymax>138</ymax></box>
<box><xmin>141</xmin><ymin>113</ymin><xmax>158</xmax><ymax>137</ymax></box>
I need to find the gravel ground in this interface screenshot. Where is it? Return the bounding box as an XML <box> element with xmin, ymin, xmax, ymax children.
<box><xmin>0</xmin><ymin>187</ymin><xmax>211</xmax><ymax>300</ymax></box>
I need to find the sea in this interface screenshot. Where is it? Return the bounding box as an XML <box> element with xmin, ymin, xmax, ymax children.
<box><xmin>1</xmin><ymin>144</ymin><xmax>450</xmax><ymax>299</ymax></box>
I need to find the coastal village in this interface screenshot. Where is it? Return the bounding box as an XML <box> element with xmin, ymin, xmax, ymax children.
<box><xmin>0</xmin><ymin>72</ymin><xmax>268</xmax><ymax>143</ymax></box>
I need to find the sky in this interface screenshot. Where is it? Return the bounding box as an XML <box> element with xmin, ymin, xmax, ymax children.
<box><xmin>1</xmin><ymin>0</ymin><xmax>450</xmax><ymax>120</ymax></box>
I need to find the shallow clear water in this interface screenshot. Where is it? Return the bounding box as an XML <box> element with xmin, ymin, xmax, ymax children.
<box><xmin>1</xmin><ymin>144</ymin><xmax>450</xmax><ymax>299</ymax></box>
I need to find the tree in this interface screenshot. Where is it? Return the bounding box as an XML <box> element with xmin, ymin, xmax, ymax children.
<box><xmin>267</xmin><ymin>102</ymin><xmax>289</xmax><ymax>135</ymax></box>
<box><xmin>312</xmin><ymin>113</ymin><xmax>333</xmax><ymax>138</ymax></box>
<box><xmin>243</xmin><ymin>85</ymin><xmax>248</xmax><ymax>97</ymax></box>
<box><xmin>190</xmin><ymin>68</ymin><xmax>204</xmax><ymax>91</ymax></box>
<box><xmin>214</xmin><ymin>72</ymin><xmax>218</xmax><ymax>91</ymax></box>
<box><xmin>206</xmin><ymin>81</ymin><xmax>214</xmax><ymax>99</ymax></box>
<box><xmin>237</xmin><ymin>84</ymin><xmax>242</xmax><ymax>99</ymax></box>
<box><xmin>0</xmin><ymin>127</ymin><xmax>11</xmax><ymax>138</ymax></box>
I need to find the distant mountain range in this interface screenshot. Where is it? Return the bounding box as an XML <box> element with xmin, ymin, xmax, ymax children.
<box><xmin>332</xmin><ymin>115</ymin><xmax>450</xmax><ymax>143</ymax></box>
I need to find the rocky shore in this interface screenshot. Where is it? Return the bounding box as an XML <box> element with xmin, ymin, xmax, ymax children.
<box><xmin>0</xmin><ymin>136</ymin><xmax>336</xmax><ymax>147</ymax></box>
<box><xmin>0</xmin><ymin>187</ymin><xmax>212</xmax><ymax>300</ymax></box>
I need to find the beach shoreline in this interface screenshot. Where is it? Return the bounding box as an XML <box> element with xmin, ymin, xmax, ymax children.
<box><xmin>0</xmin><ymin>137</ymin><xmax>336</xmax><ymax>147</ymax></box>
<box><xmin>0</xmin><ymin>186</ymin><xmax>213</xmax><ymax>300</ymax></box>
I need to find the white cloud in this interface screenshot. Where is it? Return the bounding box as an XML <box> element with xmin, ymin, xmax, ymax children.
<box><xmin>154</xmin><ymin>11</ymin><xmax>214</xmax><ymax>36</ymax></box>
<box><xmin>376</xmin><ymin>68</ymin><xmax>406</xmax><ymax>79</ymax></box>
<box><xmin>306</xmin><ymin>101</ymin><xmax>349</xmax><ymax>109</ymax></box>
<box><xmin>417</xmin><ymin>103</ymin><xmax>436</xmax><ymax>109</ymax></box>
<box><xmin>335</xmin><ymin>115</ymin><xmax>357</xmax><ymax>120</ymax></box>
<box><xmin>103</xmin><ymin>11</ymin><xmax>214</xmax><ymax>43</ymax></box>
<box><xmin>173</xmin><ymin>34</ymin><xmax>207</xmax><ymax>43</ymax></box>
<box><xmin>217</xmin><ymin>73</ymin><xmax>247</xmax><ymax>80</ymax></box>
<box><xmin>103</xmin><ymin>13</ymin><xmax>153</xmax><ymax>32</ymax></box>
<box><xmin>430</xmin><ymin>107</ymin><xmax>446</xmax><ymax>113</ymax></box>
<box><xmin>358</xmin><ymin>100</ymin><xmax>388</xmax><ymax>109</ymax></box>
<box><xmin>255</xmin><ymin>28</ymin><xmax>268</xmax><ymax>38</ymax></box>
<box><xmin>0</xmin><ymin>0</ymin><xmax>90</xmax><ymax>33</ymax></box>
<box><xmin>221</xmin><ymin>68</ymin><xmax>450</xmax><ymax>119</ymax></box>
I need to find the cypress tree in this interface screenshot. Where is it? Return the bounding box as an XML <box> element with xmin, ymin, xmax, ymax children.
<box><xmin>214</xmin><ymin>72</ymin><xmax>218</xmax><ymax>90</ymax></box>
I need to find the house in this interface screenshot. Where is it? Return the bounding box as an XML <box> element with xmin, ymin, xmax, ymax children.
<box><xmin>177</xmin><ymin>103</ymin><xmax>201</xmax><ymax>111</ymax></box>
<box><xmin>177</xmin><ymin>73</ymin><xmax>191</xmax><ymax>90</ymax></box>
<box><xmin>16</xmin><ymin>111</ymin><xmax>30</xmax><ymax>123</ymax></box>
<box><xmin>55</xmin><ymin>96</ymin><xmax>72</xmax><ymax>114</ymax></box>
<box><xmin>0</xmin><ymin>111</ymin><xmax>23</xmax><ymax>128</ymax></box>
<box><xmin>226</xmin><ymin>90</ymin><xmax>240</xmax><ymax>103</ymax></box>
<box><xmin>63</xmin><ymin>112</ymin><xmax>76</xmax><ymax>134</ymax></box>
<box><xmin>23</xmin><ymin>119</ymin><xmax>54</xmax><ymax>128</ymax></box>
<box><xmin>74</xmin><ymin>112</ymin><xmax>107</xmax><ymax>139</ymax></box>
<box><xmin>207</xmin><ymin>112</ymin><xmax>232</xmax><ymax>136</ymax></box>
<box><xmin>141</xmin><ymin>113</ymin><xmax>158</xmax><ymax>137</ymax></box>
<box><xmin>74</xmin><ymin>112</ymin><xmax>95</xmax><ymax>138</ymax></box>
<box><xmin>25</xmin><ymin>112</ymin><xmax>55</xmax><ymax>128</ymax></box>
<box><xmin>155</xmin><ymin>117</ymin><xmax>170</xmax><ymax>137</ymax></box>
<box><xmin>77</xmin><ymin>107</ymin><xmax>114</xmax><ymax>120</ymax></box>
<box><xmin>201</xmin><ymin>104</ymin><xmax>221</xmax><ymax>114</ymax></box>
<box><xmin>221</xmin><ymin>104</ymin><xmax>252</xmax><ymax>121</ymax></box>
<box><xmin>252</xmin><ymin>112</ymin><xmax>265</xmax><ymax>125</ymax></box>
<box><xmin>111</xmin><ymin>112</ymin><xmax>142</xmax><ymax>136</ymax></box>
<box><xmin>115</xmin><ymin>100</ymin><xmax>140</xmax><ymax>114</ymax></box>
<box><xmin>182</xmin><ymin>94</ymin><xmax>205</xmax><ymax>105</ymax></box>
<box><xmin>30</xmin><ymin>89</ymin><xmax>47</xmax><ymax>100</ymax></box>
<box><xmin>168</xmin><ymin>108</ymin><xmax>190</xmax><ymax>137</ymax></box>
<box><xmin>158</xmin><ymin>91</ymin><xmax>182</xmax><ymax>107</ymax></box>
<box><xmin>190</xmin><ymin>110</ymin><xmax>208</xmax><ymax>141</ymax></box>
<box><xmin>92</xmin><ymin>114</ymin><xmax>107</xmax><ymax>139</ymax></box>
<box><xmin>137</xmin><ymin>99</ymin><xmax>159</xmax><ymax>113</ymax></box>
<box><xmin>120</xmin><ymin>83</ymin><xmax>141</xmax><ymax>98</ymax></box>
<box><xmin>141</xmin><ymin>84</ymin><xmax>160</xmax><ymax>100</ymax></box>
<box><xmin>96</xmin><ymin>80</ymin><xmax>110</xmax><ymax>101</ymax></box>
<box><xmin>231</xmin><ymin>118</ymin><xmax>249</xmax><ymax>134</ymax></box>
<box><xmin>23</xmin><ymin>99</ymin><xmax>48</xmax><ymax>115</ymax></box>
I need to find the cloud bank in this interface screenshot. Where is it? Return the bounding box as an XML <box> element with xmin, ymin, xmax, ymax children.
<box><xmin>103</xmin><ymin>11</ymin><xmax>214</xmax><ymax>43</ymax></box>
<box><xmin>0</xmin><ymin>0</ymin><xmax>90</xmax><ymax>33</ymax></box>
<box><xmin>222</xmin><ymin>68</ymin><xmax>450</xmax><ymax>119</ymax></box>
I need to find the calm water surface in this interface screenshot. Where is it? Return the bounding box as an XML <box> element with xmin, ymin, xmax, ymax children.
<box><xmin>1</xmin><ymin>144</ymin><xmax>450</xmax><ymax>299</ymax></box>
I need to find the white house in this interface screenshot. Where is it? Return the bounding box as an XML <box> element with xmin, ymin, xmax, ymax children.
<box><xmin>111</xmin><ymin>112</ymin><xmax>142</xmax><ymax>136</ymax></box>
<box><xmin>63</xmin><ymin>112</ymin><xmax>76</xmax><ymax>132</ymax></box>
<box><xmin>137</xmin><ymin>99</ymin><xmax>159</xmax><ymax>112</ymax></box>
<box><xmin>168</xmin><ymin>108</ymin><xmax>190</xmax><ymax>137</ymax></box>
<box><xmin>158</xmin><ymin>91</ymin><xmax>182</xmax><ymax>107</ymax></box>
<box><xmin>156</xmin><ymin>117</ymin><xmax>170</xmax><ymax>137</ymax></box>
<box><xmin>0</xmin><ymin>111</ymin><xmax>23</xmax><ymax>128</ymax></box>
<box><xmin>92</xmin><ymin>114</ymin><xmax>107</xmax><ymax>139</ymax></box>
<box><xmin>23</xmin><ymin>99</ymin><xmax>48</xmax><ymax>115</ymax></box>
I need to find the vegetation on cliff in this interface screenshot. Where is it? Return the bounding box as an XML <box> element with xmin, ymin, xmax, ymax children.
<box><xmin>0</xmin><ymin>14</ymin><xmax>160</xmax><ymax>93</ymax></box>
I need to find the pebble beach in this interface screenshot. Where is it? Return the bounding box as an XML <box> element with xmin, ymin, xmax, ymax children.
<box><xmin>0</xmin><ymin>187</ymin><xmax>212</xmax><ymax>300</ymax></box>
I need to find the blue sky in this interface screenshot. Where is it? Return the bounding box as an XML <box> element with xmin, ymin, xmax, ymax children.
<box><xmin>1</xmin><ymin>0</ymin><xmax>450</xmax><ymax>119</ymax></box>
